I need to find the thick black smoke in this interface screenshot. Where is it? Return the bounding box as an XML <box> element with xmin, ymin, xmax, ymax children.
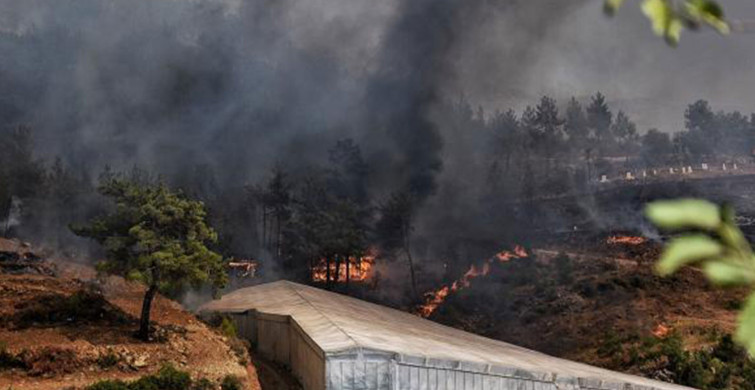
<box><xmin>0</xmin><ymin>0</ymin><xmax>596</xmax><ymax>199</ymax></box>
<box><xmin>4</xmin><ymin>0</ymin><xmax>752</xmax><ymax>274</ymax></box>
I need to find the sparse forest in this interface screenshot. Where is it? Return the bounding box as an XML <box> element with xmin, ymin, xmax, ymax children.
<box><xmin>3</xmin><ymin>92</ymin><xmax>755</xmax><ymax>301</ymax></box>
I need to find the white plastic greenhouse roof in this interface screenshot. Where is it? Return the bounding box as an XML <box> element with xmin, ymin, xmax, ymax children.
<box><xmin>200</xmin><ymin>281</ymin><xmax>692</xmax><ymax>390</ymax></box>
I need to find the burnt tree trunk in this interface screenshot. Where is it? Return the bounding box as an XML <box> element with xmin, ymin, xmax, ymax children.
<box><xmin>333</xmin><ymin>255</ymin><xmax>341</xmax><ymax>284</ymax></box>
<box><xmin>326</xmin><ymin>256</ymin><xmax>331</xmax><ymax>286</ymax></box>
<box><xmin>346</xmin><ymin>255</ymin><xmax>351</xmax><ymax>288</ymax></box>
<box><xmin>275</xmin><ymin>211</ymin><xmax>282</xmax><ymax>261</ymax></box>
<box><xmin>138</xmin><ymin>284</ymin><xmax>158</xmax><ymax>341</ymax></box>
<box><xmin>402</xmin><ymin>219</ymin><xmax>419</xmax><ymax>301</ymax></box>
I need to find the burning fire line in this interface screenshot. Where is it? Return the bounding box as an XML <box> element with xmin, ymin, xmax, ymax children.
<box><xmin>606</xmin><ymin>235</ymin><xmax>646</xmax><ymax>245</ymax></box>
<box><xmin>416</xmin><ymin>245</ymin><xmax>528</xmax><ymax>318</ymax></box>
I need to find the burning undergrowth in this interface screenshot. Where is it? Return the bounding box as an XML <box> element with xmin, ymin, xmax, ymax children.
<box><xmin>421</xmin><ymin>233</ymin><xmax>747</xmax><ymax>370</ymax></box>
<box><xmin>416</xmin><ymin>245</ymin><xmax>528</xmax><ymax>317</ymax></box>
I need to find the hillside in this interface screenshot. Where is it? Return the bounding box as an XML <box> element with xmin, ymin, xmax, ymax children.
<box><xmin>427</xmin><ymin>236</ymin><xmax>753</xmax><ymax>388</ymax></box>
<box><xmin>0</xmin><ymin>238</ymin><xmax>260</xmax><ymax>390</ymax></box>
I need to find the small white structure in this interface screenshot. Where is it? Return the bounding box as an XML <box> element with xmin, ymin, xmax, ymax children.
<box><xmin>734</xmin><ymin>163</ymin><xmax>739</xmax><ymax>170</ymax></box>
<box><xmin>702</xmin><ymin>163</ymin><xmax>709</xmax><ymax>170</ymax></box>
<box><xmin>669</xmin><ymin>167</ymin><xmax>675</xmax><ymax>174</ymax></box>
<box><xmin>687</xmin><ymin>166</ymin><xmax>693</xmax><ymax>173</ymax></box>
<box><xmin>642</xmin><ymin>170</ymin><xmax>647</xmax><ymax>178</ymax></box>
<box><xmin>201</xmin><ymin>281</ymin><xmax>692</xmax><ymax>390</ymax></box>
<box><xmin>681</xmin><ymin>167</ymin><xmax>687</xmax><ymax>174</ymax></box>
<box><xmin>600</xmin><ymin>175</ymin><xmax>608</xmax><ymax>183</ymax></box>
<box><xmin>723</xmin><ymin>163</ymin><xmax>728</xmax><ymax>171</ymax></box>
<box><xmin>625</xmin><ymin>172</ymin><xmax>634</xmax><ymax>180</ymax></box>
<box><xmin>653</xmin><ymin>169</ymin><xmax>658</xmax><ymax>175</ymax></box>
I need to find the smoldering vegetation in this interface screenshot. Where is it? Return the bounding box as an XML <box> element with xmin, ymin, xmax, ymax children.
<box><xmin>2</xmin><ymin>0</ymin><xmax>755</xmax><ymax>303</ymax></box>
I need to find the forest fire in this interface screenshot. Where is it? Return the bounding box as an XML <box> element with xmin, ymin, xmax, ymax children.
<box><xmin>312</xmin><ymin>250</ymin><xmax>376</xmax><ymax>283</ymax></box>
<box><xmin>417</xmin><ymin>245</ymin><xmax>528</xmax><ymax>317</ymax></box>
<box><xmin>606</xmin><ymin>235</ymin><xmax>647</xmax><ymax>245</ymax></box>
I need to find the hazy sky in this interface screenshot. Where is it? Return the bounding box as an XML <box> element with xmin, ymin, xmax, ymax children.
<box><xmin>451</xmin><ymin>1</ymin><xmax>755</xmax><ymax>132</ymax></box>
<box><xmin>1</xmin><ymin>0</ymin><xmax>755</xmax><ymax>176</ymax></box>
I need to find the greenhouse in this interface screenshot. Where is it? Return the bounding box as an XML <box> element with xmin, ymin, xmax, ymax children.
<box><xmin>200</xmin><ymin>281</ymin><xmax>691</xmax><ymax>390</ymax></box>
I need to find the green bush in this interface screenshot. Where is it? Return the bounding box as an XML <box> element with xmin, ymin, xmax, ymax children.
<box><xmin>97</xmin><ymin>351</ymin><xmax>120</xmax><ymax>369</ymax></box>
<box><xmin>13</xmin><ymin>290</ymin><xmax>131</xmax><ymax>329</ymax></box>
<box><xmin>220</xmin><ymin>375</ymin><xmax>242</xmax><ymax>390</ymax></box>
<box><xmin>0</xmin><ymin>343</ymin><xmax>26</xmax><ymax>370</ymax></box>
<box><xmin>133</xmin><ymin>364</ymin><xmax>192</xmax><ymax>390</ymax></box>
<box><xmin>86</xmin><ymin>364</ymin><xmax>194</xmax><ymax>390</ymax></box>
<box><xmin>220</xmin><ymin>317</ymin><xmax>237</xmax><ymax>339</ymax></box>
<box><xmin>602</xmin><ymin>331</ymin><xmax>755</xmax><ymax>389</ymax></box>
<box><xmin>86</xmin><ymin>380</ymin><xmax>131</xmax><ymax>390</ymax></box>
<box><xmin>191</xmin><ymin>378</ymin><xmax>214</xmax><ymax>390</ymax></box>
<box><xmin>553</xmin><ymin>253</ymin><xmax>574</xmax><ymax>284</ymax></box>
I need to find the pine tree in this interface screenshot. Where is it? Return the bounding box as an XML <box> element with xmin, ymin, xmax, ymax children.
<box><xmin>71</xmin><ymin>177</ymin><xmax>227</xmax><ymax>340</ymax></box>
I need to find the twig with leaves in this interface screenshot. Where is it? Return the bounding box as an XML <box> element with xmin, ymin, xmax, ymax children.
<box><xmin>646</xmin><ymin>199</ymin><xmax>755</xmax><ymax>354</ymax></box>
<box><xmin>605</xmin><ymin>0</ymin><xmax>729</xmax><ymax>45</ymax></box>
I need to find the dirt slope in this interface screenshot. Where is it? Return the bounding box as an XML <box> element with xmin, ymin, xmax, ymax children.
<box><xmin>0</xmin><ymin>238</ymin><xmax>261</xmax><ymax>390</ymax></box>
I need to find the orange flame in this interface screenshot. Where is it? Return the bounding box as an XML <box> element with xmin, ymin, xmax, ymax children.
<box><xmin>312</xmin><ymin>249</ymin><xmax>376</xmax><ymax>283</ymax></box>
<box><xmin>417</xmin><ymin>245</ymin><xmax>528</xmax><ymax>317</ymax></box>
<box><xmin>607</xmin><ymin>235</ymin><xmax>646</xmax><ymax>245</ymax></box>
<box><xmin>652</xmin><ymin>323</ymin><xmax>670</xmax><ymax>338</ymax></box>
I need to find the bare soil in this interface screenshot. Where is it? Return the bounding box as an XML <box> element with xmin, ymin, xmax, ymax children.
<box><xmin>0</xmin><ymin>238</ymin><xmax>262</xmax><ymax>390</ymax></box>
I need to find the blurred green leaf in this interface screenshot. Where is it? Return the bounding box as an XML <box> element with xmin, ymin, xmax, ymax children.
<box><xmin>666</xmin><ymin>17</ymin><xmax>684</xmax><ymax>44</ymax></box>
<box><xmin>645</xmin><ymin>199</ymin><xmax>721</xmax><ymax>231</ymax></box>
<box><xmin>656</xmin><ymin>234</ymin><xmax>723</xmax><ymax>275</ymax></box>
<box><xmin>719</xmin><ymin>223</ymin><xmax>752</xmax><ymax>255</ymax></box>
<box><xmin>737</xmin><ymin>295</ymin><xmax>755</xmax><ymax>355</ymax></box>
<box><xmin>703</xmin><ymin>261</ymin><xmax>754</xmax><ymax>286</ymax></box>
<box><xmin>685</xmin><ymin>0</ymin><xmax>730</xmax><ymax>34</ymax></box>
<box><xmin>642</xmin><ymin>0</ymin><xmax>674</xmax><ymax>35</ymax></box>
<box><xmin>604</xmin><ymin>0</ymin><xmax>626</xmax><ymax>16</ymax></box>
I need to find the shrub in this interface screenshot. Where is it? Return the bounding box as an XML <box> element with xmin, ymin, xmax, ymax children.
<box><xmin>553</xmin><ymin>253</ymin><xmax>573</xmax><ymax>284</ymax></box>
<box><xmin>86</xmin><ymin>364</ymin><xmax>194</xmax><ymax>390</ymax></box>
<box><xmin>0</xmin><ymin>343</ymin><xmax>26</xmax><ymax>370</ymax></box>
<box><xmin>191</xmin><ymin>378</ymin><xmax>214</xmax><ymax>390</ymax></box>
<box><xmin>26</xmin><ymin>347</ymin><xmax>80</xmax><ymax>376</ymax></box>
<box><xmin>220</xmin><ymin>317</ymin><xmax>237</xmax><ymax>339</ymax></box>
<box><xmin>607</xmin><ymin>331</ymin><xmax>755</xmax><ymax>389</ymax></box>
<box><xmin>86</xmin><ymin>380</ymin><xmax>130</xmax><ymax>390</ymax></box>
<box><xmin>132</xmin><ymin>364</ymin><xmax>192</xmax><ymax>390</ymax></box>
<box><xmin>220</xmin><ymin>375</ymin><xmax>242</xmax><ymax>390</ymax></box>
<box><xmin>97</xmin><ymin>351</ymin><xmax>121</xmax><ymax>369</ymax></box>
<box><xmin>12</xmin><ymin>289</ymin><xmax>131</xmax><ymax>329</ymax></box>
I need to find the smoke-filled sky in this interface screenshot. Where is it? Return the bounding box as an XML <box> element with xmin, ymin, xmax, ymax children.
<box><xmin>1</xmin><ymin>0</ymin><xmax>754</xmax><ymax>188</ymax></box>
<box><xmin>450</xmin><ymin>0</ymin><xmax>755</xmax><ymax>132</ymax></box>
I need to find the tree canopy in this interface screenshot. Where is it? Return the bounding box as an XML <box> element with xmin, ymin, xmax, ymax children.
<box><xmin>72</xmin><ymin>176</ymin><xmax>226</xmax><ymax>340</ymax></box>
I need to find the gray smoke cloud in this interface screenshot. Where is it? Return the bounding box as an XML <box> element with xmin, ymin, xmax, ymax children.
<box><xmin>2</xmin><ymin>0</ymin><xmax>755</xmax><ymax>259</ymax></box>
<box><xmin>451</xmin><ymin>0</ymin><xmax>755</xmax><ymax>132</ymax></box>
<box><xmin>3</xmin><ymin>0</ymin><xmax>753</xmax><ymax>191</ymax></box>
